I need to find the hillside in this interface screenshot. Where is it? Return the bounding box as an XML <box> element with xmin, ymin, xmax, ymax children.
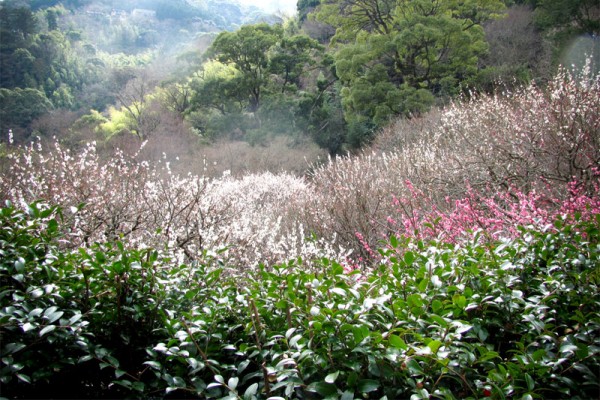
<box><xmin>1</xmin><ymin>0</ymin><xmax>599</xmax><ymax>397</ymax></box>
<box><xmin>2</xmin><ymin>0</ymin><xmax>598</xmax><ymax>167</ymax></box>
<box><xmin>0</xmin><ymin>60</ymin><xmax>598</xmax><ymax>398</ymax></box>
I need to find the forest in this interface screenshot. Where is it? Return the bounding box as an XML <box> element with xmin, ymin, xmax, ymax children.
<box><xmin>0</xmin><ymin>0</ymin><xmax>599</xmax><ymax>399</ymax></box>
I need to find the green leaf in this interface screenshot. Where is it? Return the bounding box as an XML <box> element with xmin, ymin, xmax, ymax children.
<box><xmin>4</xmin><ymin>343</ymin><xmax>27</xmax><ymax>354</ymax></box>
<box><xmin>244</xmin><ymin>383</ymin><xmax>258</xmax><ymax>398</ymax></box>
<box><xmin>408</xmin><ymin>294</ymin><xmax>423</xmax><ymax>308</ymax></box>
<box><xmin>404</xmin><ymin>251</ymin><xmax>415</xmax><ymax>266</ymax></box>
<box><xmin>452</xmin><ymin>295</ymin><xmax>466</xmax><ymax>309</ymax></box>
<box><xmin>453</xmin><ymin>321</ymin><xmax>472</xmax><ymax>334</ymax></box>
<box><xmin>14</xmin><ymin>258</ymin><xmax>25</xmax><ymax>272</ymax></box>
<box><xmin>16</xmin><ymin>373</ymin><xmax>31</xmax><ymax>383</ymax></box>
<box><xmin>285</xmin><ymin>327</ymin><xmax>296</xmax><ymax>339</ymax></box>
<box><xmin>407</xmin><ymin>359</ymin><xmax>424</xmax><ymax>376</ymax></box>
<box><xmin>237</xmin><ymin>359</ymin><xmax>250</xmax><ymax>374</ymax></box>
<box><xmin>78</xmin><ymin>355</ymin><xmax>93</xmax><ymax>363</ymax></box>
<box><xmin>389</xmin><ymin>334</ymin><xmax>407</xmax><ymax>350</ymax></box>
<box><xmin>207</xmin><ymin>382</ymin><xmax>222</xmax><ymax>389</ymax></box>
<box><xmin>325</xmin><ymin>371</ymin><xmax>340</xmax><ymax>383</ymax></box>
<box><xmin>524</xmin><ymin>373</ymin><xmax>534</xmax><ymax>391</ymax></box>
<box><xmin>214</xmin><ymin>374</ymin><xmax>224</xmax><ymax>384</ymax></box>
<box><xmin>43</xmin><ymin>306</ymin><xmax>58</xmax><ymax>318</ymax></box>
<box><xmin>68</xmin><ymin>313</ymin><xmax>82</xmax><ymax>325</ymax></box>
<box><xmin>28</xmin><ymin>308</ymin><xmax>43</xmax><ymax>318</ymax></box>
<box><xmin>352</xmin><ymin>325</ymin><xmax>369</xmax><ymax>346</ymax></box>
<box><xmin>29</xmin><ymin>288</ymin><xmax>44</xmax><ymax>298</ymax></box>
<box><xmin>431</xmin><ymin>299</ymin><xmax>444</xmax><ymax>314</ymax></box>
<box><xmin>228</xmin><ymin>376</ymin><xmax>239</xmax><ymax>390</ymax></box>
<box><xmin>390</xmin><ymin>235</ymin><xmax>398</xmax><ymax>249</ymax></box>
<box><xmin>22</xmin><ymin>322</ymin><xmax>35</xmax><ymax>332</ymax></box>
<box><xmin>307</xmin><ymin>382</ymin><xmax>337</xmax><ymax>397</ymax></box>
<box><xmin>427</xmin><ymin>340</ymin><xmax>442</xmax><ymax>354</ymax></box>
<box><xmin>275</xmin><ymin>299</ymin><xmax>287</xmax><ymax>309</ymax></box>
<box><xmin>357</xmin><ymin>379</ymin><xmax>379</xmax><ymax>393</ymax></box>
<box><xmin>346</xmin><ymin>371</ymin><xmax>358</xmax><ymax>387</ymax></box>
<box><xmin>47</xmin><ymin>218</ymin><xmax>58</xmax><ymax>232</ymax></box>
<box><xmin>429</xmin><ymin>314</ymin><xmax>448</xmax><ymax>328</ymax></box>
<box><xmin>132</xmin><ymin>381</ymin><xmax>145</xmax><ymax>392</ymax></box>
<box><xmin>143</xmin><ymin>361</ymin><xmax>162</xmax><ymax>370</ymax></box>
<box><xmin>46</xmin><ymin>311</ymin><xmax>64</xmax><ymax>324</ymax></box>
<box><xmin>171</xmin><ymin>376</ymin><xmax>186</xmax><ymax>388</ymax></box>
<box><xmin>276</xmin><ymin>358</ymin><xmax>296</xmax><ymax>368</ymax></box>
<box><xmin>332</xmin><ymin>262</ymin><xmax>344</xmax><ymax>275</ymax></box>
<box><xmin>39</xmin><ymin>325</ymin><xmax>56</xmax><ymax>336</ymax></box>
<box><xmin>341</xmin><ymin>391</ymin><xmax>354</xmax><ymax>400</ymax></box>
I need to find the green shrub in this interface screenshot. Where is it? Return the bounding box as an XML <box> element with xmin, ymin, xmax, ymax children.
<box><xmin>1</xmin><ymin>202</ymin><xmax>598</xmax><ymax>399</ymax></box>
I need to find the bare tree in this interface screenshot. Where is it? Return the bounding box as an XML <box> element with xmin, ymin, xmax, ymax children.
<box><xmin>115</xmin><ymin>73</ymin><xmax>161</xmax><ymax>139</ymax></box>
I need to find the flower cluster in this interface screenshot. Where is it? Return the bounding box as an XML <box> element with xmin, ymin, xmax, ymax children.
<box><xmin>1</xmin><ymin>62</ymin><xmax>597</xmax><ymax>271</ymax></box>
<box><xmin>0</xmin><ymin>138</ymin><xmax>346</xmax><ymax>271</ymax></box>
<box><xmin>305</xmin><ymin>60</ymin><xmax>599</xmax><ymax>264</ymax></box>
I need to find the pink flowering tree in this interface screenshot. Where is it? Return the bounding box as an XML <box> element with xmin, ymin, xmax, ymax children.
<box><xmin>305</xmin><ymin>60</ymin><xmax>599</xmax><ymax>265</ymax></box>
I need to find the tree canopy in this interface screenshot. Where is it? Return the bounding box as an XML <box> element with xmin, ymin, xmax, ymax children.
<box><xmin>315</xmin><ymin>0</ymin><xmax>506</xmax><ymax>133</ymax></box>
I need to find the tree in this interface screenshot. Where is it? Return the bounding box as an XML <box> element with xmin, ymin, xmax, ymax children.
<box><xmin>0</xmin><ymin>5</ymin><xmax>37</xmax><ymax>51</ymax></box>
<box><xmin>534</xmin><ymin>0</ymin><xmax>600</xmax><ymax>35</ymax></box>
<box><xmin>113</xmin><ymin>74</ymin><xmax>160</xmax><ymax>139</ymax></box>
<box><xmin>190</xmin><ymin>60</ymin><xmax>246</xmax><ymax>115</ymax></box>
<box><xmin>0</xmin><ymin>88</ymin><xmax>53</xmax><ymax>131</ymax></box>
<box><xmin>297</xmin><ymin>77</ymin><xmax>347</xmax><ymax>155</ymax></box>
<box><xmin>205</xmin><ymin>23</ymin><xmax>283</xmax><ymax>112</ymax></box>
<box><xmin>269</xmin><ymin>34</ymin><xmax>323</xmax><ymax>93</ymax></box>
<box><xmin>159</xmin><ymin>81</ymin><xmax>194</xmax><ymax>117</ymax></box>
<box><xmin>297</xmin><ymin>0</ymin><xmax>321</xmax><ymax>21</ymax></box>
<box><xmin>192</xmin><ymin>23</ymin><xmax>331</xmax><ymax>141</ymax></box>
<box><xmin>315</xmin><ymin>0</ymin><xmax>506</xmax><ymax>133</ymax></box>
<box><xmin>0</xmin><ymin>5</ymin><xmax>37</xmax><ymax>88</ymax></box>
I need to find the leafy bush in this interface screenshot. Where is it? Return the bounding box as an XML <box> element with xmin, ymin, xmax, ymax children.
<box><xmin>0</xmin><ymin>201</ymin><xmax>181</xmax><ymax>397</ymax></box>
<box><xmin>1</xmin><ymin>201</ymin><xmax>598</xmax><ymax>399</ymax></box>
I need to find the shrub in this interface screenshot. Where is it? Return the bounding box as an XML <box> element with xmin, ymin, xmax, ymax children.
<box><xmin>2</xmin><ymin>202</ymin><xmax>598</xmax><ymax>398</ymax></box>
<box><xmin>0</xmin><ymin>201</ymin><xmax>169</xmax><ymax>398</ymax></box>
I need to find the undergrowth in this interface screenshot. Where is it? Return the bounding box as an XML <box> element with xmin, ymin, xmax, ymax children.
<box><xmin>1</xmin><ymin>202</ymin><xmax>598</xmax><ymax>399</ymax></box>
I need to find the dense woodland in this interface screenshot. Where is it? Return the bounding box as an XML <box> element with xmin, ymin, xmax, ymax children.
<box><xmin>0</xmin><ymin>0</ymin><xmax>599</xmax><ymax>399</ymax></box>
<box><xmin>1</xmin><ymin>0</ymin><xmax>598</xmax><ymax>160</ymax></box>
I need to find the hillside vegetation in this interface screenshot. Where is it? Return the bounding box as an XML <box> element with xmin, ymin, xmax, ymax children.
<box><xmin>1</xmin><ymin>0</ymin><xmax>599</xmax><ymax>398</ymax></box>
<box><xmin>1</xmin><ymin>58</ymin><xmax>598</xmax><ymax>398</ymax></box>
<box><xmin>1</xmin><ymin>0</ymin><xmax>598</xmax><ymax>166</ymax></box>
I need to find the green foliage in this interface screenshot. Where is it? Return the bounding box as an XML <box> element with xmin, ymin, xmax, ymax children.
<box><xmin>268</xmin><ymin>34</ymin><xmax>323</xmax><ymax>93</ymax></box>
<box><xmin>1</xmin><ymin>201</ymin><xmax>598</xmax><ymax>398</ymax></box>
<box><xmin>206</xmin><ymin>23</ymin><xmax>284</xmax><ymax>112</ymax></box>
<box><xmin>190</xmin><ymin>23</ymin><xmax>340</xmax><ymax>147</ymax></box>
<box><xmin>96</xmin><ymin>106</ymin><xmax>137</xmax><ymax>137</ymax></box>
<box><xmin>314</xmin><ymin>0</ymin><xmax>505</xmax><ymax>141</ymax></box>
<box><xmin>0</xmin><ymin>87</ymin><xmax>53</xmax><ymax>130</ymax></box>
<box><xmin>0</xmin><ymin>201</ymin><xmax>210</xmax><ymax>398</ymax></box>
<box><xmin>0</xmin><ymin>2</ymin><xmax>105</xmax><ymax>121</ymax></box>
<box><xmin>534</xmin><ymin>0</ymin><xmax>600</xmax><ymax>35</ymax></box>
<box><xmin>297</xmin><ymin>0</ymin><xmax>321</xmax><ymax>21</ymax></box>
